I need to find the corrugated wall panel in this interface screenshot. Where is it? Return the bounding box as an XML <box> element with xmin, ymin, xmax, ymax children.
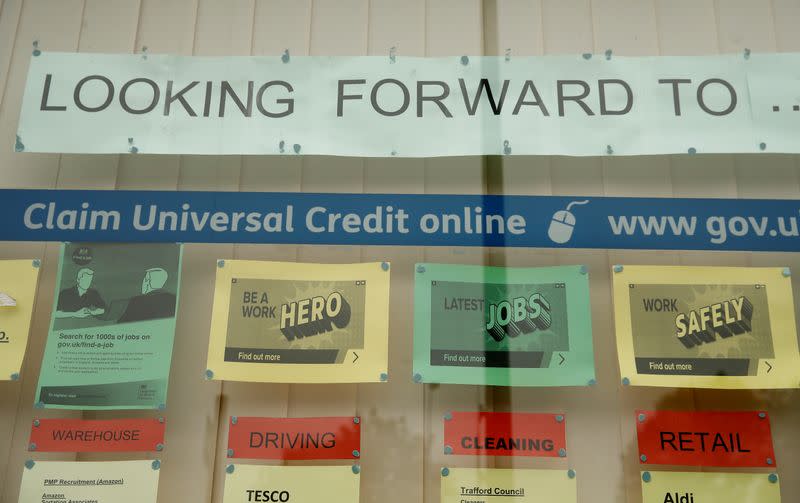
<box><xmin>1</xmin><ymin>2</ymin><xmax>799</xmax><ymax>503</ymax></box>
<box><xmin>0</xmin><ymin>1</ymin><xmax>86</xmax><ymax>501</ymax></box>
<box><xmin>68</xmin><ymin>0</ymin><xmax>142</xmax><ymax>468</ymax></box>
<box><xmin>287</xmin><ymin>0</ymin><xmax>365</xmax><ymax>474</ymax></box>
<box><xmin>422</xmin><ymin>2</ymin><xmax>490</xmax><ymax>503</ymax></box>
<box><xmin>0</xmin><ymin>0</ymin><xmax>22</xmax><ymax>111</ymax></box>
<box><xmin>362</xmin><ymin>3</ymin><xmax>426</xmax><ymax>503</ymax></box>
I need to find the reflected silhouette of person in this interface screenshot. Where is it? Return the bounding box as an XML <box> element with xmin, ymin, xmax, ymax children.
<box><xmin>118</xmin><ymin>268</ymin><xmax>176</xmax><ymax>323</ymax></box>
<box><xmin>54</xmin><ymin>268</ymin><xmax>106</xmax><ymax>319</ymax></box>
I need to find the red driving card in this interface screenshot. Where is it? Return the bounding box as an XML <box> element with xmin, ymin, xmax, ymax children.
<box><xmin>636</xmin><ymin>410</ymin><xmax>776</xmax><ymax>467</ymax></box>
<box><xmin>227</xmin><ymin>416</ymin><xmax>361</xmax><ymax>460</ymax></box>
<box><xmin>444</xmin><ymin>411</ymin><xmax>567</xmax><ymax>457</ymax></box>
<box><xmin>29</xmin><ymin>417</ymin><xmax>165</xmax><ymax>452</ymax></box>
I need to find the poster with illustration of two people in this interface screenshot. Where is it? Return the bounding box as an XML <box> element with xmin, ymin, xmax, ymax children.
<box><xmin>38</xmin><ymin>243</ymin><xmax>183</xmax><ymax>410</ymax></box>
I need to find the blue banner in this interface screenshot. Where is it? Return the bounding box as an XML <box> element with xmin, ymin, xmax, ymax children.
<box><xmin>1</xmin><ymin>189</ymin><xmax>799</xmax><ymax>252</ymax></box>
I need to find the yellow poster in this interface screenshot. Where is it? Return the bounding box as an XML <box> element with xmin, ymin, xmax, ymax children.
<box><xmin>641</xmin><ymin>471</ymin><xmax>780</xmax><ymax>503</ymax></box>
<box><xmin>613</xmin><ymin>265</ymin><xmax>800</xmax><ymax>389</ymax></box>
<box><xmin>206</xmin><ymin>260</ymin><xmax>390</xmax><ymax>383</ymax></box>
<box><xmin>18</xmin><ymin>459</ymin><xmax>159</xmax><ymax>503</ymax></box>
<box><xmin>441</xmin><ymin>467</ymin><xmax>577</xmax><ymax>503</ymax></box>
<box><xmin>0</xmin><ymin>260</ymin><xmax>40</xmax><ymax>381</ymax></box>
<box><xmin>222</xmin><ymin>464</ymin><xmax>359</xmax><ymax>502</ymax></box>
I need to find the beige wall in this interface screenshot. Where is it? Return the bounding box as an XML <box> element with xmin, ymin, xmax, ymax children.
<box><xmin>0</xmin><ymin>0</ymin><xmax>799</xmax><ymax>502</ymax></box>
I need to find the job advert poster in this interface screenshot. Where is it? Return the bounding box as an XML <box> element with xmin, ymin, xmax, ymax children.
<box><xmin>441</xmin><ymin>468</ymin><xmax>576</xmax><ymax>503</ymax></box>
<box><xmin>206</xmin><ymin>260</ymin><xmax>389</xmax><ymax>383</ymax></box>
<box><xmin>222</xmin><ymin>465</ymin><xmax>358</xmax><ymax>503</ymax></box>
<box><xmin>17</xmin><ymin>460</ymin><xmax>159</xmax><ymax>503</ymax></box>
<box><xmin>640</xmin><ymin>471</ymin><xmax>780</xmax><ymax>503</ymax></box>
<box><xmin>614</xmin><ymin>265</ymin><xmax>800</xmax><ymax>389</ymax></box>
<box><xmin>413</xmin><ymin>264</ymin><xmax>594</xmax><ymax>386</ymax></box>
<box><xmin>0</xmin><ymin>260</ymin><xmax>39</xmax><ymax>380</ymax></box>
<box><xmin>36</xmin><ymin>243</ymin><xmax>183</xmax><ymax>409</ymax></box>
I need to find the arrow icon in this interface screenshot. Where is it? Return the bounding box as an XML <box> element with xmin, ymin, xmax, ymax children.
<box><xmin>559</xmin><ymin>353</ymin><xmax>565</xmax><ymax>366</ymax></box>
<box><xmin>353</xmin><ymin>352</ymin><xmax>359</xmax><ymax>364</ymax></box>
<box><xmin>765</xmin><ymin>361</ymin><xmax>772</xmax><ymax>373</ymax></box>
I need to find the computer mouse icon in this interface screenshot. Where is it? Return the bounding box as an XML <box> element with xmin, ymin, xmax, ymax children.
<box><xmin>548</xmin><ymin>200</ymin><xmax>589</xmax><ymax>244</ymax></box>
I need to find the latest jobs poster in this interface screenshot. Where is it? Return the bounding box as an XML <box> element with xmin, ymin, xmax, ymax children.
<box><xmin>413</xmin><ymin>264</ymin><xmax>595</xmax><ymax>386</ymax></box>
<box><xmin>0</xmin><ymin>260</ymin><xmax>40</xmax><ymax>380</ymax></box>
<box><xmin>36</xmin><ymin>243</ymin><xmax>183</xmax><ymax>409</ymax></box>
<box><xmin>17</xmin><ymin>460</ymin><xmax>159</xmax><ymax>503</ymax></box>
<box><xmin>223</xmin><ymin>465</ymin><xmax>359</xmax><ymax>503</ymax></box>
<box><xmin>441</xmin><ymin>468</ymin><xmax>577</xmax><ymax>503</ymax></box>
<box><xmin>206</xmin><ymin>260</ymin><xmax>390</xmax><ymax>383</ymax></box>
<box><xmin>613</xmin><ymin>265</ymin><xmax>800</xmax><ymax>389</ymax></box>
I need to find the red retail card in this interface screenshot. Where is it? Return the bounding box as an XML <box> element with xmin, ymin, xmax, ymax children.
<box><xmin>636</xmin><ymin>410</ymin><xmax>776</xmax><ymax>467</ymax></box>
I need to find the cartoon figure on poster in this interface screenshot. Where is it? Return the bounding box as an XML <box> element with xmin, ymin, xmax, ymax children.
<box><xmin>52</xmin><ymin>245</ymin><xmax>177</xmax><ymax>330</ymax></box>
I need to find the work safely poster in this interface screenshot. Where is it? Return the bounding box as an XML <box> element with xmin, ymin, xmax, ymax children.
<box><xmin>18</xmin><ymin>459</ymin><xmax>159</xmax><ymax>503</ymax></box>
<box><xmin>613</xmin><ymin>265</ymin><xmax>800</xmax><ymax>389</ymax></box>
<box><xmin>640</xmin><ymin>471</ymin><xmax>780</xmax><ymax>503</ymax></box>
<box><xmin>222</xmin><ymin>464</ymin><xmax>359</xmax><ymax>503</ymax></box>
<box><xmin>413</xmin><ymin>264</ymin><xmax>594</xmax><ymax>386</ymax></box>
<box><xmin>206</xmin><ymin>260</ymin><xmax>390</xmax><ymax>383</ymax></box>
<box><xmin>0</xmin><ymin>260</ymin><xmax>39</xmax><ymax>380</ymax></box>
<box><xmin>441</xmin><ymin>468</ymin><xmax>577</xmax><ymax>503</ymax></box>
<box><xmin>36</xmin><ymin>243</ymin><xmax>183</xmax><ymax>409</ymax></box>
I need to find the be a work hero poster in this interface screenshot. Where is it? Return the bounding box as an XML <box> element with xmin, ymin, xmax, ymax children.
<box><xmin>636</xmin><ymin>410</ymin><xmax>776</xmax><ymax>468</ymax></box>
<box><xmin>206</xmin><ymin>260</ymin><xmax>390</xmax><ymax>383</ymax></box>
<box><xmin>36</xmin><ymin>242</ymin><xmax>183</xmax><ymax>409</ymax></box>
<box><xmin>413</xmin><ymin>264</ymin><xmax>595</xmax><ymax>386</ymax></box>
<box><xmin>614</xmin><ymin>265</ymin><xmax>800</xmax><ymax>389</ymax></box>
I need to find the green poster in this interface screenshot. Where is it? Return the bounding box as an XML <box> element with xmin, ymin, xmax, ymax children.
<box><xmin>413</xmin><ymin>263</ymin><xmax>595</xmax><ymax>386</ymax></box>
<box><xmin>36</xmin><ymin>243</ymin><xmax>183</xmax><ymax>409</ymax></box>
